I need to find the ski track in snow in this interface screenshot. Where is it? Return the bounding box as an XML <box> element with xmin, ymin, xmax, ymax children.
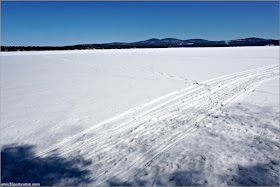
<box><xmin>30</xmin><ymin>63</ymin><xmax>279</xmax><ymax>185</ymax></box>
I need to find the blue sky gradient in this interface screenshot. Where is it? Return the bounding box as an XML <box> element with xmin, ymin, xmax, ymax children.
<box><xmin>1</xmin><ymin>1</ymin><xmax>279</xmax><ymax>46</ymax></box>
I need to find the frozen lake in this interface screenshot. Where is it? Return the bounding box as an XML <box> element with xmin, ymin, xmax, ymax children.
<box><xmin>1</xmin><ymin>46</ymin><xmax>279</xmax><ymax>186</ymax></box>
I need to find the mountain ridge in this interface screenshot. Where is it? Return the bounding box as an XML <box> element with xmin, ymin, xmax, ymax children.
<box><xmin>2</xmin><ymin>37</ymin><xmax>279</xmax><ymax>51</ymax></box>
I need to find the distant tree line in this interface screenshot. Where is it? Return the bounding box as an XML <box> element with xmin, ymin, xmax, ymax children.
<box><xmin>1</xmin><ymin>39</ymin><xmax>279</xmax><ymax>51</ymax></box>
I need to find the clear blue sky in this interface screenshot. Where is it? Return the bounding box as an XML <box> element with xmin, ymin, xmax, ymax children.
<box><xmin>1</xmin><ymin>1</ymin><xmax>279</xmax><ymax>46</ymax></box>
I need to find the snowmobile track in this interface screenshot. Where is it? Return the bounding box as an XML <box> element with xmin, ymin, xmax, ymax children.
<box><xmin>35</xmin><ymin>64</ymin><xmax>279</xmax><ymax>185</ymax></box>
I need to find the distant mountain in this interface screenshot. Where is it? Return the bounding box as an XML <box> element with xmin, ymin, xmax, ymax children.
<box><xmin>102</xmin><ymin>38</ymin><xmax>210</xmax><ymax>47</ymax></box>
<box><xmin>83</xmin><ymin>37</ymin><xmax>278</xmax><ymax>48</ymax></box>
<box><xmin>230</xmin><ymin>37</ymin><xmax>266</xmax><ymax>42</ymax></box>
<box><xmin>223</xmin><ymin>37</ymin><xmax>278</xmax><ymax>47</ymax></box>
<box><xmin>1</xmin><ymin>38</ymin><xmax>279</xmax><ymax>51</ymax></box>
<box><xmin>185</xmin><ymin>39</ymin><xmax>209</xmax><ymax>42</ymax></box>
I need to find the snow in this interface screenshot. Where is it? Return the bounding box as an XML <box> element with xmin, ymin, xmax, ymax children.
<box><xmin>126</xmin><ymin>78</ymin><xmax>279</xmax><ymax>186</ymax></box>
<box><xmin>1</xmin><ymin>46</ymin><xmax>279</xmax><ymax>185</ymax></box>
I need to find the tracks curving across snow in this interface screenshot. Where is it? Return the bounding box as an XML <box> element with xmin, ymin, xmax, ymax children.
<box><xmin>36</xmin><ymin>64</ymin><xmax>279</xmax><ymax>185</ymax></box>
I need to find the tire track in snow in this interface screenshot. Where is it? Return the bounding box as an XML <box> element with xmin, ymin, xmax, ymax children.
<box><xmin>34</xmin><ymin>64</ymin><xmax>278</xmax><ymax>185</ymax></box>
<box><xmin>36</xmin><ymin>64</ymin><xmax>277</xmax><ymax>158</ymax></box>
<box><xmin>90</xmin><ymin>65</ymin><xmax>279</xmax><ymax>185</ymax></box>
<box><xmin>60</xmin><ymin>69</ymin><xmax>268</xmax><ymax>159</ymax></box>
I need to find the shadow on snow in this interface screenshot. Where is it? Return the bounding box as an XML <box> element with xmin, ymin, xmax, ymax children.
<box><xmin>1</xmin><ymin>104</ymin><xmax>279</xmax><ymax>186</ymax></box>
<box><xmin>1</xmin><ymin>144</ymin><xmax>92</xmax><ymax>186</ymax></box>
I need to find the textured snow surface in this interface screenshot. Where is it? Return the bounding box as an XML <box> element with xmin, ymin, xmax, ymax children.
<box><xmin>1</xmin><ymin>47</ymin><xmax>279</xmax><ymax>186</ymax></box>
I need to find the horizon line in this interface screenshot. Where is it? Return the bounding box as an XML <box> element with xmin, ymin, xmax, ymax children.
<box><xmin>2</xmin><ymin>37</ymin><xmax>279</xmax><ymax>47</ymax></box>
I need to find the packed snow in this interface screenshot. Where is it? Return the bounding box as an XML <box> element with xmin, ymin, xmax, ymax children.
<box><xmin>1</xmin><ymin>46</ymin><xmax>279</xmax><ymax>186</ymax></box>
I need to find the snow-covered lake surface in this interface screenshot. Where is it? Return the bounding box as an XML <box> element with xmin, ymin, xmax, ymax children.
<box><xmin>1</xmin><ymin>47</ymin><xmax>279</xmax><ymax>186</ymax></box>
